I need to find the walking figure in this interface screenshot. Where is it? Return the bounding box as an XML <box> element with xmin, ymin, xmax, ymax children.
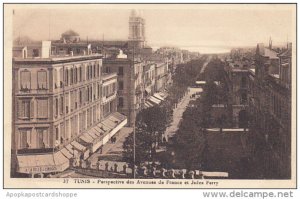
<box><xmin>114</xmin><ymin>163</ymin><xmax>118</xmax><ymax>172</ymax></box>
<box><xmin>105</xmin><ymin>162</ymin><xmax>109</xmax><ymax>171</ymax></box>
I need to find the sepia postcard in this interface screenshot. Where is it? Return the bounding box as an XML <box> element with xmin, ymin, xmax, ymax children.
<box><xmin>3</xmin><ymin>3</ymin><xmax>297</xmax><ymax>189</ymax></box>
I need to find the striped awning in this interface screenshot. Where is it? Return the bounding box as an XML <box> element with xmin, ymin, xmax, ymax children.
<box><xmin>149</xmin><ymin>96</ymin><xmax>161</xmax><ymax>104</ymax></box>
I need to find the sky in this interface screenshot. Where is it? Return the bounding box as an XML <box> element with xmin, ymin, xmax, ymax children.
<box><xmin>12</xmin><ymin>4</ymin><xmax>295</xmax><ymax>53</ymax></box>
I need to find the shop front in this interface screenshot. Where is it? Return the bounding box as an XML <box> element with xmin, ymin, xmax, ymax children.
<box><xmin>16</xmin><ymin>151</ymin><xmax>69</xmax><ymax>178</ymax></box>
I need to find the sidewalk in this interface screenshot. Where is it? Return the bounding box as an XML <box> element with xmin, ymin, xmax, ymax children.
<box><xmin>87</xmin><ymin>127</ymin><xmax>133</xmax><ymax>170</ymax></box>
<box><xmin>164</xmin><ymin>89</ymin><xmax>198</xmax><ymax>140</ymax></box>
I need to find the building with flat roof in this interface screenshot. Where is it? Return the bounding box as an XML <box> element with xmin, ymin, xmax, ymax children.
<box><xmin>103</xmin><ymin>53</ymin><xmax>144</xmax><ymax>126</ymax></box>
<box><xmin>11</xmin><ymin>41</ymin><xmax>127</xmax><ymax>177</ymax></box>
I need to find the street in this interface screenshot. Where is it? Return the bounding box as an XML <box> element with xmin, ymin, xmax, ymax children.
<box><xmin>164</xmin><ymin>88</ymin><xmax>199</xmax><ymax>140</ymax></box>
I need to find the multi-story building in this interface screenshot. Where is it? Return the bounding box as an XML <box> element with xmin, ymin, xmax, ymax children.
<box><xmin>155</xmin><ymin>61</ymin><xmax>171</xmax><ymax>92</ymax></box>
<box><xmin>226</xmin><ymin>41</ymin><xmax>291</xmax><ymax>179</ymax></box>
<box><xmin>12</xmin><ymin>41</ymin><xmax>127</xmax><ymax>178</ymax></box>
<box><xmin>143</xmin><ymin>62</ymin><xmax>156</xmax><ymax>96</ymax></box>
<box><xmin>103</xmin><ymin>51</ymin><xmax>144</xmax><ymax>126</ymax></box>
<box><xmin>247</xmin><ymin>42</ymin><xmax>291</xmax><ymax>179</ymax></box>
<box><xmin>142</xmin><ymin>62</ymin><xmax>168</xmax><ymax>108</ymax></box>
<box><xmin>225</xmin><ymin>59</ymin><xmax>254</xmax><ymax>127</ymax></box>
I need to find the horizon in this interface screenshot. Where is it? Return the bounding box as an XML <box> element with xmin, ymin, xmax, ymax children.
<box><xmin>13</xmin><ymin>4</ymin><xmax>295</xmax><ymax>54</ymax></box>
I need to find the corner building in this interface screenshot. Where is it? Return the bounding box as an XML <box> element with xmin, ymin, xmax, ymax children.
<box><xmin>12</xmin><ymin>43</ymin><xmax>127</xmax><ymax>177</ymax></box>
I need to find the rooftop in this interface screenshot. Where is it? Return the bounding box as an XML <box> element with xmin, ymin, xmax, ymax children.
<box><xmin>13</xmin><ymin>54</ymin><xmax>103</xmax><ymax>64</ymax></box>
<box><xmin>264</xmin><ymin>48</ymin><xmax>278</xmax><ymax>59</ymax></box>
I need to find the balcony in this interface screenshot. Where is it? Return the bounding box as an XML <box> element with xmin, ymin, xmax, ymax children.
<box><xmin>102</xmin><ymin>92</ymin><xmax>117</xmax><ymax>104</ymax></box>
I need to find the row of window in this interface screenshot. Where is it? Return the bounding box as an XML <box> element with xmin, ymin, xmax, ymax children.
<box><xmin>103</xmin><ymin>100</ymin><xmax>115</xmax><ymax>118</ymax></box>
<box><xmin>62</xmin><ymin>64</ymin><xmax>101</xmax><ymax>87</ymax></box>
<box><xmin>104</xmin><ymin>66</ymin><xmax>124</xmax><ymax>76</ymax></box>
<box><xmin>20</xmin><ymin>70</ymin><xmax>47</xmax><ymax>90</ymax></box>
<box><xmin>55</xmin><ymin>104</ymin><xmax>102</xmax><ymax>146</ymax></box>
<box><xmin>18</xmin><ymin>98</ymin><xmax>48</xmax><ymax>119</ymax></box>
<box><xmin>18</xmin><ymin>128</ymin><xmax>49</xmax><ymax>149</ymax></box>
<box><xmin>102</xmin><ymin>82</ymin><xmax>117</xmax><ymax>98</ymax></box>
<box><xmin>17</xmin><ymin>103</ymin><xmax>103</xmax><ymax>149</ymax></box>
<box><xmin>54</xmin><ymin>83</ymin><xmax>102</xmax><ymax>117</ymax></box>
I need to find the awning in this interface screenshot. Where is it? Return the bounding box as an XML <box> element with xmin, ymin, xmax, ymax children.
<box><xmin>94</xmin><ymin>126</ymin><xmax>105</xmax><ymax>135</ymax></box>
<box><xmin>153</xmin><ymin>93</ymin><xmax>165</xmax><ymax>101</ymax></box>
<box><xmin>17</xmin><ymin>152</ymin><xmax>69</xmax><ymax>174</ymax></box>
<box><xmin>60</xmin><ymin>147</ymin><xmax>73</xmax><ymax>159</ymax></box>
<box><xmin>71</xmin><ymin>141</ymin><xmax>86</xmax><ymax>152</ymax></box>
<box><xmin>110</xmin><ymin>112</ymin><xmax>126</xmax><ymax>121</ymax></box>
<box><xmin>102</xmin><ymin>119</ymin><xmax>115</xmax><ymax>129</ymax></box>
<box><xmin>86</xmin><ymin>129</ymin><xmax>98</xmax><ymax>139</ymax></box>
<box><xmin>158</xmin><ymin>91</ymin><xmax>168</xmax><ymax>98</ymax></box>
<box><xmin>65</xmin><ymin>144</ymin><xmax>74</xmax><ymax>154</ymax></box>
<box><xmin>53</xmin><ymin>151</ymin><xmax>69</xmax><ymax>171</ymax></box>
<box><xmin>79</xmin><ymin>133</ymin><xmax>94</xmax><ymax>144</ymax></box>
<box><xmin>97</xmin><ymin>123</ymin><xmax>111</xmax><ymax>132</ymax></box>
<box><xmin>149</xmin><ymin>96</ymin><xmax>161</xmax><ymax>104</ymax></box>
<box><xmin>145</xmin><ymin>101</ymin><xmax>154</xmax><ymax>108</ymax></box>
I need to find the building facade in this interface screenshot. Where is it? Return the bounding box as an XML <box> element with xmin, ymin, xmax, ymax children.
<box><xmin>12</xmin><ymin>42</ymin><xmax>127</xmax><ymax>177</ymax></box>
<box><xmin>103</xmin><ymin>56</ymin><xmax>144</xmax><ymax>126</ymax></box>
<box><xmin>247</xmin><ymin>43</ymin><xmax>291</xmax><ymax>179</ymax></box>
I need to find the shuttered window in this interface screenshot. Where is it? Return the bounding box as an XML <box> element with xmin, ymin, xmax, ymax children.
<box><xmin>65</xmin><ymin>92</ymin><xmax>69</xmax><ymax>113</ymax></box>
<box><xmin>18</xmin><ymin>99</ymin><xmax>32</xmax><ymax>119</ymax></box>
<box><xmin>36</xmin><ymin>128</ymin><xmax>48</xmax><ymax>148</ymax></box>
<box><xmin>37</xmin><ymin>99</ymin><xmax>48</xmax><ymax>118</ymax></box>
<box><xmin>37</xmin><ymin>70</ymin><xmax>47</xmax><ymax>89</ymax></box>
<box><xmin>18</xmin><ymin>128</ymin><xmax>31</xmax><ymax>149</ymax></box>
<box><xmin>60</xmin><ymin>95</ymin><xmax>64</xmax><ymax>114</ymax></box>
<box><xmin>20</xmin><ymin>70</ymin><xmax>31</xmax><ymax>90</ymax></box>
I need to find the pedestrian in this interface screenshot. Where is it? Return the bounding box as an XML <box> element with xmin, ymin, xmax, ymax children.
<box><xmin>123</xmin><ymin>164</ymin><xmax>127</xmax><ymax>174</ymax></box>
<box><xmin>105</xmin><ymin>162</ymin><xmax>109</xmax><ymax>171</ymax></box>
<box><xmin>161</xmin><ymin>168</ymin><xmax>167</xmax><ymax>178</ymax></box>
<box><xmin>96</xmin><ymin>161</ymin><xmax>101</xmax><ymax>171</ymax></box>
<box><xmin>189</xmin><ymin>170</ymin><xmax>195</xmax><ymax>179</ymax></box>
<box><xmin>87</xmin><ymin>159</ymin><xmax>92</xmax><ymax>169</ymax></box>
<box><xmin>170</xmin><ymin>169</ymin><xmax>176</xmax><ymax>179</ymax></box>
<box><xmin>114</xmin><ymin>163</ymin><xmax>118</xmax><ymax>172</ymax></box>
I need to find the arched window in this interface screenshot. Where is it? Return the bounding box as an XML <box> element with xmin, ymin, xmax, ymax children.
<box><xmin>37</xmin><ymin>70</ymin><xmax>47</xmax><ymax>89</ymax></box>
<box><xmin>20</xmin><ymin>70</ymin><xmax>31</xmax><ymax>90</ymax></box>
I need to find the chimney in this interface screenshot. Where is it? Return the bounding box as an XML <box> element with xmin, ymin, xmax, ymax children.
<box><xmin>41</xmin><ymin>41</ymin><xmax>51</xmax><ymax>58</ymax></box>
<box><xmin>22</xmin><ymin>46</ymin><xmax>28</xmax><ymax>58</ymax></box>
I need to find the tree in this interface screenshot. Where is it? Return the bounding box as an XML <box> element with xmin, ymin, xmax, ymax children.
<box><xmin>123</xmin><ymin>131</ymin><xmax>150</xmax><ymax>166</ymax></box>
<box><xmin>174</xmin><ymin>117</ymin><xmax>207</xmax><ymax>170</ymax></box>
<box><xmin>123</xmin><ymin>106</ymin><xmax>168</xmax><ymax>164</ymax></box>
